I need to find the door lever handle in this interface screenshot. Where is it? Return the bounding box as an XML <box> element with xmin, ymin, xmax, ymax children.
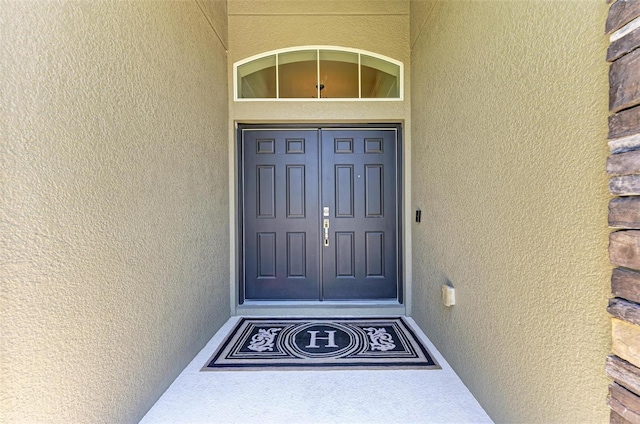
<box><xmin>323</xmin><ymin>218</ymin><xmax>330</xmax><ymax>247</ymax></box>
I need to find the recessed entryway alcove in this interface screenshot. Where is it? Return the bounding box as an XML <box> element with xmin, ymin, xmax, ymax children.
<box><xmin>4</xmin><ymin>1</ymin><xmax>614</xmax><ymax>423</ymax></box>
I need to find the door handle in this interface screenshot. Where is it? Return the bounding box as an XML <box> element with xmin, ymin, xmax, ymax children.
<box><xmin>323</xmin><ymin>212</ymin><xmax>330</xmax><ymax>247</ymax></box>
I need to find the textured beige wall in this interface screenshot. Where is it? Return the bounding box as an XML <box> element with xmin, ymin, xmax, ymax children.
<box><xmin>410</xmin><ymin>1</ymin><xmax>611</xmax><ymax>422</ymax></box>
<box><xmin>197</xmin><ymin>0</ymin><xmax>229</xmax><ymax>49</ymax></box>
<box><xmin>1</xmin><ymin>1</ymin><xmax>229</xmax><ymax>422</ymax></box>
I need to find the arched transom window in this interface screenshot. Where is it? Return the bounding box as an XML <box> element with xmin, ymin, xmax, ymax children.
<box><xmin>234</xmin><ymin>46</ymin><xmax>403</xmax><ymax>101</ymax></box>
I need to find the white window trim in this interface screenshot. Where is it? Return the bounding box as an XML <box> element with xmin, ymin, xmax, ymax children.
<box><xmin>233</xmin><ymin>45</ymin><xmax>404</xmax><ymax>102</ymax></box>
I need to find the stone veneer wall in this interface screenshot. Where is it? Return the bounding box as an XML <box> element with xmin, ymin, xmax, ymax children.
<box><xmin>605</xmin><ymin>0</ymin><xmax>640</xmax><ymax>422</ymax></box>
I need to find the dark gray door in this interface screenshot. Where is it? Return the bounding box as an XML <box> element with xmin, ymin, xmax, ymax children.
<box><xmin>241</xmin><ymin>126</ymin><xmax>399</xmax><ymax>301</ymax></box>
<box><xmin>242</xmin><ymin>129</ymin><xmax>321</xmax><ymax>300</ymax></box>
<box><xmin>320</xmin><ymin>129</ymin><xmax>398</xmax><ymax>300</ymax></box>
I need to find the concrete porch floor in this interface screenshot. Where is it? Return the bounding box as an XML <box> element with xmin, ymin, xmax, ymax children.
<box><xmin>140</xmin><ymin>316</ymin><xmax>493</xmax><ymax>423</ymax></box>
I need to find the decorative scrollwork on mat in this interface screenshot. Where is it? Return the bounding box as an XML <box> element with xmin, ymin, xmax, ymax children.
<box><xmin>248</xmin><ymin>328</ymin><xmax>281</xmax><ymax>352</ymax></box>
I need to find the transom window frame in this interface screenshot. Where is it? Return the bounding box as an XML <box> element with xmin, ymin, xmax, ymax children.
<box><xmin>233</xmin><ymin>46</ymin><xmax>404</xmax><ymax>102</ymax></box>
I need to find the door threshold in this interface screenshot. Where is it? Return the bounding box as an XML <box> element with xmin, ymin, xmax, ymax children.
<box><xmin>236</xmin><ymin>300</ymin><xmax>406</xmax><ymax>317</ymax></box>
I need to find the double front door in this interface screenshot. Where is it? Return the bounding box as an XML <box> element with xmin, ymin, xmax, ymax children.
<box><xmin>241</xmin><ymin>126</ymin><xmax>400</xmax><ymax>301</ymax></box>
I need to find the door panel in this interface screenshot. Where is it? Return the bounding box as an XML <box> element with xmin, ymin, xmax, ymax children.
<box><xmin>320</xmin><ymin>129</ymin><xmax>398</xmax><ymax>300</ymax></box>
<box><xmin>243</xmin><ymin>130</ymin><xmax>320</xmax><ymax>300</ymax></box>
<box><xmin>241</xmin><ymin>126</ymin><xmax>399</xmax><ymax>301</ymax></box>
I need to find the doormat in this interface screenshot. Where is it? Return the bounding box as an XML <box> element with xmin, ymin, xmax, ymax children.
<box><xmin>202</xmin><ymin>317</ymin><xmax>440</xmax><ymax>371</ymax></box>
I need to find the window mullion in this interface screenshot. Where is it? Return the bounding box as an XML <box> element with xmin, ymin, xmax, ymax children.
<box><xmin>276</xmin><ymin>54</ymin><xmax>280</xmax><ymax>99</ymax></box>
<box><xmin>316</xmin><ymin>49</ymin><xmax>320</xmax><ymax>99</ymax></box>
<box><xmin>358</xmin><ymin>54</ymin><xmax>362</xmax><ymax>99</ymax></box>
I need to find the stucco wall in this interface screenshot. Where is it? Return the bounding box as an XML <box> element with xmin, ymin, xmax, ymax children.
<box><xmin>410</xmin><ymin>1</ymin><xmax>611</xmax><ymax>422</ymax></box>
<box><xmin>1</xmin><ymin>1</ymin><xmax>229</xmax><ymax>422</ymax></box>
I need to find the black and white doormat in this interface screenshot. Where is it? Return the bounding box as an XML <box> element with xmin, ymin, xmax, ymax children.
<box><xmin>202</xmin><ymin>317</ymin><xmax>440</xmax><ymax>371</ymax></box>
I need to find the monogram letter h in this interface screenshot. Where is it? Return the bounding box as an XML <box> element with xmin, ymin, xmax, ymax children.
<box><xmin>305</xmin><ymin>330</ymin><xmax>338</xmax><ymax>348</ymax></box>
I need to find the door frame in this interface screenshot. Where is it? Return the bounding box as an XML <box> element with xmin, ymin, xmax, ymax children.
<box><xmin>234</xmin><ymin>123</ymin><xmax>405</xmax><ymax>315</ymax></box>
